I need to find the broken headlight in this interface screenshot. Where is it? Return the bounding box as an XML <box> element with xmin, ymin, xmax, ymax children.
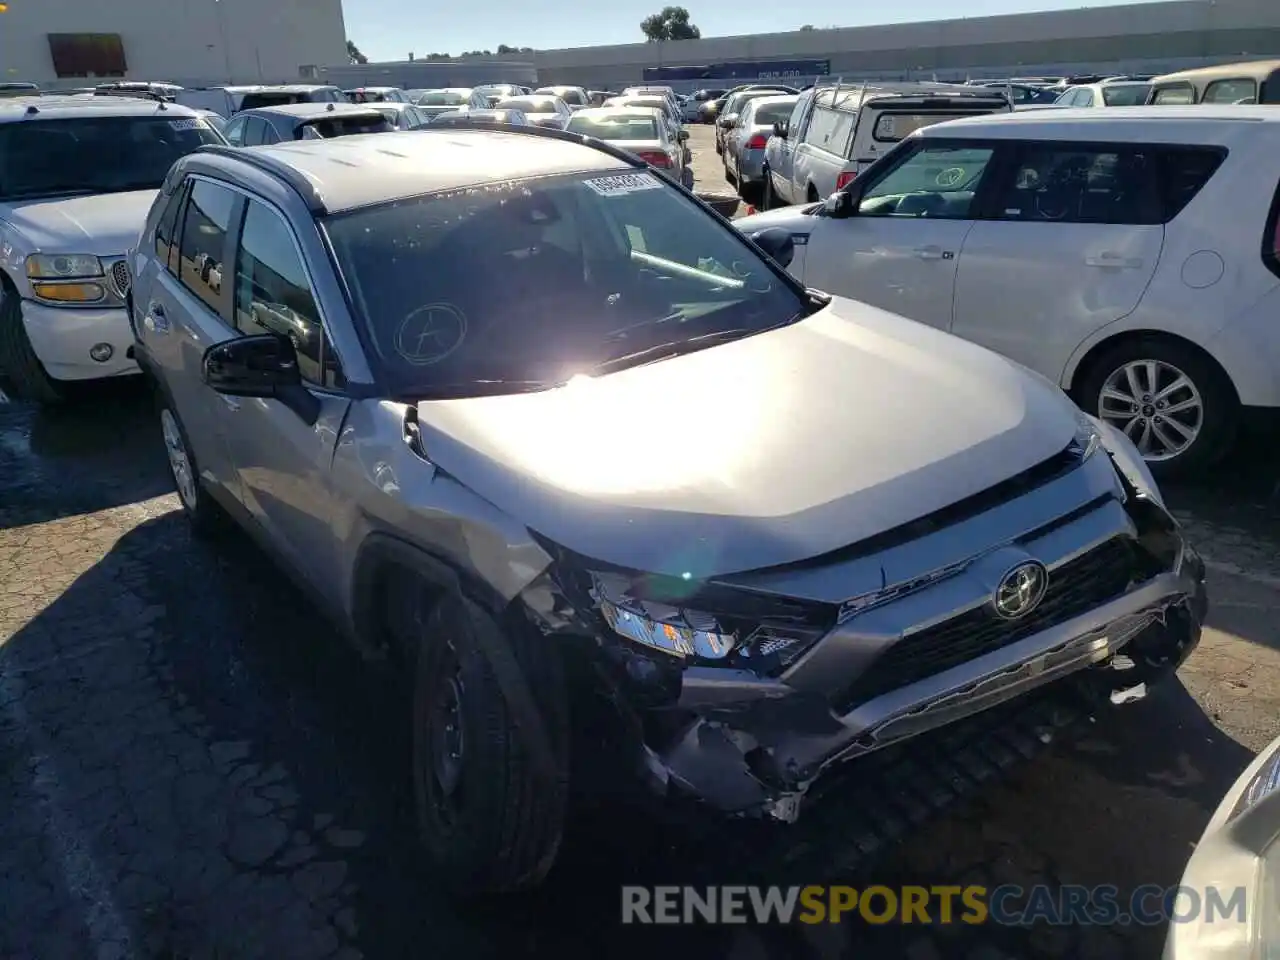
<box><xmin>590</xmin><ymin>571</ymin><xmax>737</xmax><ymax>660</ymax></box>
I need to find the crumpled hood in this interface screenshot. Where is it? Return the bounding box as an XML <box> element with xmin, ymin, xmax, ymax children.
<box><xmin>415</xmin><ymin>297</ymin><xmax>1080</xmax><ymax>578</ymax></box>
<box><xmin>0</xmin><ymin>190</ymin><xmax>157</xmax><ymax>256</ymax></box>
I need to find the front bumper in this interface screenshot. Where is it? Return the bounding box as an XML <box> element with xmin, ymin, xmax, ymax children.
<box><xmin>20</xmin><ymin>299</ymin><xmax>139</xmax><ymax>382</ymax></box>
<box><xmin>629</xmin><ymin>463</ymin><xmax>1207</xmax><ymax>820</ymax></box>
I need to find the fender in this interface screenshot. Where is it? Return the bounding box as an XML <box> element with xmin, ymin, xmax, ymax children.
<box><xmin>350</xmin><ymin>531</ymin><xmax>561</xmax><ymax>790</ymax></box>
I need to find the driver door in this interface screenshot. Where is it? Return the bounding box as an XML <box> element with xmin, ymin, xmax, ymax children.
<box><xmin>801</xmin><ymin>140</ymin><xmax>1001</xmax><ymax>330</ymax></box>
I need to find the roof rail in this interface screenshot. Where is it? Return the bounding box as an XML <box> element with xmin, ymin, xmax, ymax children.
<box><xmin>422</xmin><ymin>119</ymin><xmax>646</xmax><ymax>171</ymax></box>
<box><xmin>194</xmin><ymin>143</ymin><xmax>329</xmax><ymax>213</ymax></box>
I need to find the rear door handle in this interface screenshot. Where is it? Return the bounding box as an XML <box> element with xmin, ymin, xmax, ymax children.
<box><xmin>913</xmin><ymin>246</ymin><xmax>952</xmax><ymax>261</ymax></box>
<box><xmin>1085</xmin><ymin>252</ymin><xmax>1143</xmax><ymax>269</ymax></box>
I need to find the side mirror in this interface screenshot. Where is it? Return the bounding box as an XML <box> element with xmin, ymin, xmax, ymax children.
<box><xmin>202</xmin><ymin>334</ymin><xmax>320</xmax><ymax>425</ymax></box>
<box><xmin>749</xmin><ymin>227</ymin><xmax>795</xmax><ymax>270</ymax></box>
<box><xmin>773</xmin><ymin>121</ymin><xmax>789</xmax><ymax>139</ymax></box>
<box><xmin>823</xmin><ymin>190</ymin><xmax>857</xmax><ymax>218</ymax></box>
<box><xmin>718</xmin><ymin>114</ymin><xmax>738</xmax><ymax>129</ymax></box>
<box><xmin>677</xmin><ymin>129</ymin><xmax>689</xmax><ymax>143</ymax></box>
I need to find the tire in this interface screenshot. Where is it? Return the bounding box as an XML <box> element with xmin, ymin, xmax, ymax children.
<box><xmin>412</xmin><ymin>593</ymin><xmax>570</xmax><ymax>894</ymax></box>
<box><xmin>0</xmin><ymin>283</ymin><xmax>65</xmax><ymax>404</ymax></box>
<box><xmin>156</xmin><ymin>391</ymin><xmax>225</xmax><ymax>536</ymax></box>
<box><xmin>680</xmin><ymin>165</ymin><xmax>695</xmax><ymax>190</ymax></box>
<box><xmin>761</xmin><ymin>169</ymin><xmax>778</xmax><ymax>210</ymax></box>
<box><xmin>1075</xmin><ymin>336</ymin><xmax>1238</xmax><ymax>482</ymax></box>
<box><xmin>740</xmin><ymin>179</ymin><xmax>763</xmax><ymax>207</ymax></box>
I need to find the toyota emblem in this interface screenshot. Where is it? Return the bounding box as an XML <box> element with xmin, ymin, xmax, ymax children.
<box><xmin>993</xmin><ymin>561</ymin><xmax>1049</xmax><ymax>620</ymax></box>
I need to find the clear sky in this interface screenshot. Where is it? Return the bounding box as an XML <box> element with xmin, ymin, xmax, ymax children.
<box><xmin>343</xmin><ymin>0</ymin><xmax>1153</xmax><ymax>60</ymax></box>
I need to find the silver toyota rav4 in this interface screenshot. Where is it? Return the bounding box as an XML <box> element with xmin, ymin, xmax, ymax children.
<box><xmin>130</xmin><ymin>124</ymin><xmax>1208</xmax><ymax>893</ymax></box>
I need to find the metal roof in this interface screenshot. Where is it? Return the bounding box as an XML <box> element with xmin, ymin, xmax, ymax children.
<box><xmin>922</xmin><ymin>104</ymin><xmax>1280</xmax><ymax>140</ymax></box>
<box><xmin>216</xmin><ymin>127</ymin><xmax>630</xmax><ymax>213</ymax></box>
<box><xmin>0</xmin><ymin>95</ymin><xmax>201</xmax><ymax>124</ymax></box>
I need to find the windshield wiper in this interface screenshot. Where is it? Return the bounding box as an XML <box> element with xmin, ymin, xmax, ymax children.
<box><xmin>591</xmin><ymin>325</ymin><xmax>782</xmax><ymax>375</ymax></box>
<box><xmin>392</xmin><ymin>379</ymin><xmax>564</xmax><ymax>401</ymax></box>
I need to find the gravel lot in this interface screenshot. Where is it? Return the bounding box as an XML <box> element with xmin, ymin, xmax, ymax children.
<box><xmin>2</xmin><ymin>125</ymin><xmax>1280</xmax><ymax>958</ymax></box>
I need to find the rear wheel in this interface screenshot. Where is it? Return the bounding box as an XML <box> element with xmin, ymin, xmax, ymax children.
<box><xmin>0</xmin><ymin>284</ymin><xmax>65</xmax><ymax>404</ymax></box>
<box><xmin>1076</xmin><ymin>337</ymin><xmax>1237</xmax><ymax>481</ymax></box>
<box><xmin>411</xmin><ymin>593</ymin><xmax>570</xmax><ymax>894</ymax></box>
<box><xmin>761</xmin><ymin>169</ymin><xmax>780</xmax><ymax>210</ymax></box>
<box><xmin>739</xmin><ymin>179</ymin><xmax>763</xmax><ymax>207</ymax></box>
<box><xmin>157</xmin><ymin>394</ymin><xmax>224</xmax><ymax>536</ymax></box>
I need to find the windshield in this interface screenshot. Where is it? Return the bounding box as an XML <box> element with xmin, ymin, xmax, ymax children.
<box><xmin>303</xmin><ymin>115</ymin><xmax>394</xmax><ymax>138</ymax></box>
<box><xmin>566</xmin><ymin>114</ymin><xmax>659</xmax><ymax>140</ymax></box>
<box><xmin>417</xmin><ymin>91</ymin><xmax>467</xmax><ymax>106</ymax></box>
<box><xmin>497</xmin><ymin>97</ymin><xmax>557</xmax><ymax>113</ymax></box>
<box><xmin>1102</xmin><ymin>83</ymin><xmax>1152</xmax><ymax>106</ymax></box>
<box><xmin>323</xmin><ymin>170</ymin><xmax>805</xmax><ymax>398</ymax></box>
<box><xmin>0</xmin><ymin>115</ymin><xmax>223</xmax><ymax>201</ymax></box>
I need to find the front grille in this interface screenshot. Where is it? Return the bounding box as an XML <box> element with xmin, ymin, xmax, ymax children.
<box><xmin>108</xmin><ymin>259</ymin><xmax>131</xmax><ymax>299</ymax></box>
<box><xmin>832</xmin><ymin>538</ymin><xmax>1139</xmax><ymax>713</ymax></box>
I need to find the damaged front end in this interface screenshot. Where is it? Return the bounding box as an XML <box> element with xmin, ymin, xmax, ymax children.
<box><xmin>519</xmin><ymin>443</ymin><xmax>1208</xmax><ymax>824</ymax></box>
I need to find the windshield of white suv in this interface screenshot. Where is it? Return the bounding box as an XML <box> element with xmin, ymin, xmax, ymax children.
<box><xmin>0</xmin><ymin>115</ymin><xmax>223</xmax><ymax>201</ymax></box>
<box><xmin>323</xmin><ymin>170</ymin><xmax>808</xmax><ymax>398</ymax></box>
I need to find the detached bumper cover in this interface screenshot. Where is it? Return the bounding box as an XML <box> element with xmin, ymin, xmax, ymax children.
<box><xmin>651</xmin><ymin>513</ymin><xmax>1206</xmax><ymax>818</ymax></box>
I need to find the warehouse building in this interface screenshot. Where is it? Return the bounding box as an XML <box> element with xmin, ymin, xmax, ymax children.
<box><xmin>524</xmin><ymin>0</ymin><xmax>1280</xmax><ymax>89</ymax></box>
<box><xmin>0</xmin><ymin>0</ymin><xmax>348</xmax><ymax>89</ymax></box>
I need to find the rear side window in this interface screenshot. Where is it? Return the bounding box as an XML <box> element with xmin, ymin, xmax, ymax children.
<box><xmin>1152</xmin><ymin>84</ymin><xmax>1194</xmax><ymax>105</ymax></box>
<box><xmin>802</xmin><ymin>106</ymin><xmax>854</xmax><ymax>156</ymax></box>
<box><xmin>1262</xmin><ymin>179</ymin><xmax>1280</xmax><ymax>279</ymax></box>
<box><xmin>1203</xmin><ymin>78</ymin><xmax>1256</xmax><ymax>104</ymax></box>
<box><xmin>992</xmin><ymin>144</ymin><xmax>1224</xmax><ymax>225</ymax></box>
<box><xmin>177</xmin><ymin>180</ymin><xmax>238</xmax><ymax>315</ymax></box>
<box><xmin>154</xmin><ymin>180</ymin><xmax>188</xmax><ymax>273</ymax></box>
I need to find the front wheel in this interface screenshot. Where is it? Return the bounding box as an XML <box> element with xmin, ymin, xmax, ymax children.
<box><xmin>412</xmin><ymin>594</ymin><xmax>569</xmax><ymax>894</ymax></box>
<box><xmin>0</xmin><ymin>284</ymin><xmax>65</xmax><ymax>404</ymax></box>
<box><xmin>1076</xmin><ymin>338</ymin><xmax>1237</xmax><ymax>481</ymax></box>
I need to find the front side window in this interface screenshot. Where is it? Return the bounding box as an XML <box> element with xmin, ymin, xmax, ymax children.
<box><xmin>242</xmin><ymin>116</ymin><xmax>268</xmax><ymax>146</ymax></box>
<box><xmin>1152</xmin><ymin>84</ymin><xmax>1195</xmax><ymax>105</ymax></box>
<box><xmin>784</xmin><ymin>93</ymin><xmax>810</xmax><ymax>136</ymax></box>
<box><xmin>1102</xmin><ymin>84</ymin><xmax>1151</xmax><ymax>106</ymax></box>
<box><xmin>858</xmin><ymin>143</ymin><xmax>994</xmax><ymax>219</ymax></box>
<box><xmin>177</xmin><ymin>180</ymin><xmax>237</xmax><ymax>314</ymax></box>
<box><xmin>222</xmin><ymin>115</ymin><xmax>247</xmax><ymax>146</ymax></box>
<box><xmin>1075</xmin><ymin>89</ymin><xmax>1096</xmax><ymax>106</ymax></box>
<box><xmin>233</xmin><ymin>200</ymin><xmax>340</xmax><ymax>388</ymax></box>
<box><xmin>323</xmin><ymin>170</ymin><xmax>805</xmax><ymax>398</ymax></box>
<box><xmin>0</xmin><ymin>115</ymin><xmax>223</xmax><ymax>201</ymax></box>
<box><xmin>994</xmin><ymin>146</ymin><xmax>1164</xmax><ymax>225</ymax></box>
<box><xmin>1203</xmin><ymin>78</ymin><xmax>1256</xmax><ymax>103</ymax></box>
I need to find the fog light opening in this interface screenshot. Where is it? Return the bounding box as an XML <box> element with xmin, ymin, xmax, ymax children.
<box><xmin>89</xmin><ymin>342</ymin><xmax>114</xmax><ymax>363</ymax></box>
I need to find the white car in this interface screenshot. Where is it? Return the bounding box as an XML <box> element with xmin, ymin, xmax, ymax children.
<box><xmin>1052</xmin><ymin>81</ymin><xmax>1153</xmax><ymax>108</ymax></box>
<box><xmin>0</xmin><ymin>96</ymin><xmax>224</xmax><ymax>403</ymax></box>
<box><xmin>736</xmin><ymin>106</ymin><xmax>1280</xmax><ymax>478</ymax></box>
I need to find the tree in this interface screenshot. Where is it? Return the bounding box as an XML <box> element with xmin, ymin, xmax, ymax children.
<box><xmin>346</xmin><ymin>40</ymin><xmax>368</xmax><ymax>64</ymax></box>
<box><xmin>800</xmin><ymin>24</ymin><xmax>815</xmax><ymax>30</ymax></box>
<box><xmin>640</xmin><ymin>6</ymin><xmax>701</xmax><ymax>42</ymax></box>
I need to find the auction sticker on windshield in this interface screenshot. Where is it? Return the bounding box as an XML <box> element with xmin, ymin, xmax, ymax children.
<box><xmin>168</xmin><ymin>118</ymin><xmax>208</xmax><ymax>131</ymax></box>
<box><xmin>584</xmin><ymin>172</ymin><xmax>663</xmax><ymax>197</ymax></box>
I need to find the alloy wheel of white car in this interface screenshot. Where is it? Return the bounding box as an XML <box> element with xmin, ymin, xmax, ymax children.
<box><xmin>160</xmin><ymin>407</ymin><xmax>199</xmax><ymax>510</ymax></box>
<box><xmin>1097</xmin><ymin>359</ymin><xmax>1204</xmax><ymax>462</ymax></box>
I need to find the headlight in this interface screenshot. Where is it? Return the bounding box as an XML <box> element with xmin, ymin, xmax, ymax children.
<box><xmin>26</xmin><ymin>254</ymin><xmax>104</xmax><ymax>280</ymax></box>
<box><xmin>591</xmin><ymin>572</ymin><xmax>736</xmax><ymax>660</ymax></box>
<box><xmin>1070</xmin><ymin>409</ymin><xmax>1102</xmax><ymax>462</ymax></box>
<box><xmin>1094</xmin><ymin>416</ymin><xmax>1165</xmax><ymax>506</ymax></box>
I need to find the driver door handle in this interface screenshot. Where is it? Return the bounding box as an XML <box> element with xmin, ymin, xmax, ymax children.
<box><xmin>1085</xmin><ymin>252</ymin><xmax>1144</xmax><ymax>269</ymax></box>
<box><xmin>913</xmin><ymin>245</ymin><xmax>950</xmax><ymax>261</ymax></box>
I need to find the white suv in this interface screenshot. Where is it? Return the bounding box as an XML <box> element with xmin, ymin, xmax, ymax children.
<box><xmin>0</xmin><ymin>95</ymin><xmax>223</xmax><ymax>402</ymax></box>
<box><xmin>736</xmin><ymin>106</ymin><xmax>1280</xmax><ymax>478</ymax></box>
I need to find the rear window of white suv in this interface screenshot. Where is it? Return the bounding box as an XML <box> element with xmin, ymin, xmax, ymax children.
<box><xmin>0</xmin><ymin>115</ymin><xmax>222</xmax><ymax>201</ymax></box>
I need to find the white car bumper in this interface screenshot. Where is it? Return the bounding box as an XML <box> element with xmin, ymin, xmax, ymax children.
<box><xmin>21</xmin><ymin>299</ymin><xmax>139</xmax><ymax>382</ymax></box>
